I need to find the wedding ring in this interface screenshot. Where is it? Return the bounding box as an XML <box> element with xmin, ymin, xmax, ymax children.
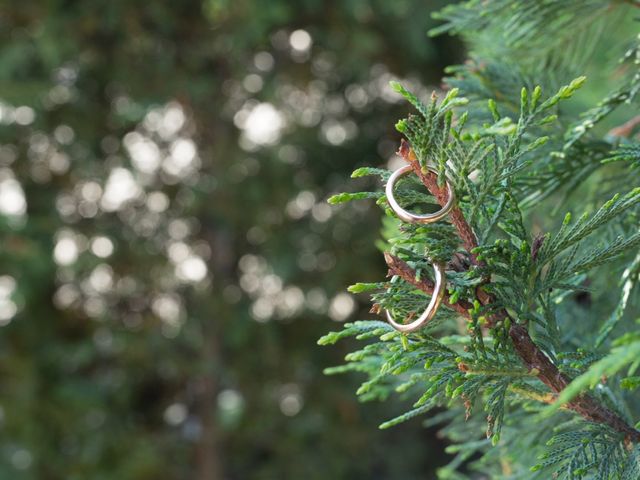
<box><xmin>385</xmin><ymin>165</ymin><xmax>455</xmax><ymax>223</ymax></box>
<box><xmin>385</xmin><ymin>261</ymin><xmax>446</xmax><ymax>333</ymax></box>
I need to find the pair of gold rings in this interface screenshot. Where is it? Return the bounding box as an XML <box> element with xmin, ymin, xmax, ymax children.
<box><xmin>384</xmin><ymin>165</ymin><xmax>456</xmax><ymax>333</ymax></box>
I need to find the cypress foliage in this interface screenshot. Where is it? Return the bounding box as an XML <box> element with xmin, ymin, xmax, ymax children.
<box><xmin>322</xmin><ymin>1</ymin><xmax>640</xmax><ymax>477</ymax></box>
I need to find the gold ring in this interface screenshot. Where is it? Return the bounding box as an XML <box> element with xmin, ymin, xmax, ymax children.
<box><xmin>385</xmin><ymin>260</ymin><xmax>446</xmax><ymax>333</ymax></box>
<box><xmin>385</xmin><ymin>165</ymin><xmax>455</xmax><ymax>224</ymax></box>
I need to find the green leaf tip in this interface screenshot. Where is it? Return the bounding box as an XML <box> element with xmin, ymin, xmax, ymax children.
<box><xmin>347</xmin><ymin>282</ymin><xmax>379</xmax><ymax>293</ymax></box>
<box><xmin>570</xmin><ymin>75</ymin><xmax>587</xmax><ymax>89</ymax></box>
<box><xmin>317</xmin><ymin>332</ymin><xmax>340</xmax><ymax>345</ymax></box>
<box><xmin>327</xmin><ymin>191</ymin><xmax>382</xmax><ymax>205</ymax></box>
<box><xmin>327</xmin><ymin>194</ymin><xmax>345</xmax><ymax>205</ymax></box>
<box><xmin>395</xmin><ymin>119</ymin><xmax>408</xmax><ymax>133</ymax></box>
<box><xmin>389</xmin><ymin>80</ymin><xmax>403</xmax><ymax>93</ymax></box>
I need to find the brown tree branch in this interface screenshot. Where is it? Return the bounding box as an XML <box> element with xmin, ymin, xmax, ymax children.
<box><xmin>389</xmin><ymin>142</ymin><xmax>640</xmax><ymax>442</ymax></box>
<box><xmin>608</xmin><ymin>114</ymin><xmax>640</xmax><ymax>138</ymax></box>
<box><xmin>384</xmin><ymin>251</ymin><xmax>472</xmax><ymax>318</ymax></box>
<box><xmin>398</xmin><ymin>140</ymin><xmax>481</xmax><ymax>265</ymax></box>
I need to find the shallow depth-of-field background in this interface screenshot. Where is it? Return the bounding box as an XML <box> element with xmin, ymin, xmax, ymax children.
<box><xmin>0</xmin><ymin>2</ymin><xmax>464</xmax><ymax>479</ymax></box>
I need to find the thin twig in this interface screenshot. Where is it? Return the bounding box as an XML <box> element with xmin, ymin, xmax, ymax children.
<box><xmin>398</xmin><ymin>140</ymin><xmax>481</xmax><ymax>264</ymax></box>
<box><xmin>608</xmin><ymin>115</ymin><xmax>640</xmax><ymax>138</ymax></box>
<box><xmin>384</xmin><ymin>252</ymin><xmax>472</xmax><ymax>318</ymax></box>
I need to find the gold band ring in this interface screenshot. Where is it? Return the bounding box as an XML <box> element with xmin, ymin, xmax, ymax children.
<box><xmin>385</xmin><ymin>260</ymin><xmax>446</xmax><ymax>333</ymax></box>
<box><xmin>385</xmin><ymin>165</ymin><xmax>455</xmax><ymax>224</ymax></box>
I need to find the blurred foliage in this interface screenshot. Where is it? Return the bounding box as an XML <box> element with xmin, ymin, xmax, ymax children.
<box><xmin>0</xmin><ymin>1</ymin><xmax>462</xmax><ymax>479</ymax></box>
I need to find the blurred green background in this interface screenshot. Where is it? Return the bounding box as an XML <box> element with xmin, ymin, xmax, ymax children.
<box><xmin>0</xmin><ymin>1</ymin><xmax>465</xmax><ymax>479</ymax></box>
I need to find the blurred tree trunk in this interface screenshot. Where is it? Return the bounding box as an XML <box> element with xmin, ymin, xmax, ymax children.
<box><xmin>195</xmin><ymin>329</ymin><xmax>223</xmax><ymax>480</ymax></box>
<box><xmin>194</xmin><ymin>225</ymin><xmax>233</xmax><ymax>480</ymax></box>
